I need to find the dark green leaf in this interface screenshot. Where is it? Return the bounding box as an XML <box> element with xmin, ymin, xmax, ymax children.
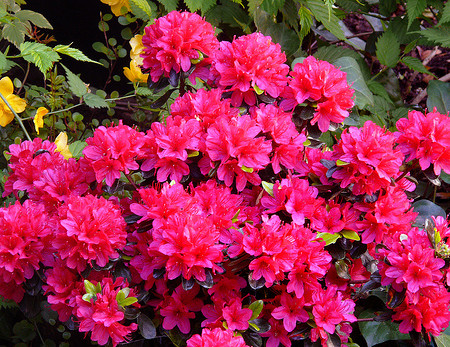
<box><xmin>401</xmin><ymin>56</ymin><xmax>435</xmax><ymax>77</ymax></box>
<box><xmin>242</xmin><ymin>330</ymin><xmax>263</xmax><ymax>347</ymax></box>
<box><xmin>261</xmin><ymin>0</ymin><xmax>285</xmax><ymax>15</ymax></box>
<box><xmin>407</xmin><ymin>0</ymin><xmax>426</xmax><ymax>28</ymax></box>
<box><xmin>419</xmin><ymin>26</ymin><xmax>450</xmax><ymax>48</ymax></box>
<box><xmin>367</xmin><ymin>80</ymin><xmax>392</xmax><ymax>103</ymax></box>
<box><xmin>15</xmin><ymin>10</ymin><xmax>53</xmax><ymax>29</ymax></box>
<box><xmin>306</xmin><ymin>0</ymin><xmax>345</xmax><ymax>40</ymax></box>
<box><xmin>138</xmin><ymin>314</ymin><xmax>157</xmax><ymax>339</ymax></box>
<box><xmin>433</xmin><ymin>324</ymin><xmax>450</xmax><ymax>347</ymax></box>
<box><xmin>427</xmin><ymin>80</ymin><xmax>450</xmax><ymax>114</ymax></box>
<box><xmin>314</xmin><ymin>45</ymin><xmax>361</xmax><ymax>64</ymax></box>
<box><xmin>254</xmin><ymin>8</ymin><xmax>300</xmax><ymax>56</ymax></box>
<box><xmin>440</xmin><ymin>171</ymin><xmax>450</xmax><ymax>184</ymax></box>
<box><xmin>379</xmin><ymin>0</ymin><xmax>397</xmax><ymax>17</ymax></box>
<box><xmin>412</xmin><ymin>199</ymin><xmax>447</xmax><ymax>228</ymax></box>
<box><xmin>376</xmin><ymin>31</ymin><xmax>400</xmax><ymax>68</ymax></box>
<box><xmin>20</xmin><ymin>41</ymin><xmax>60</xmax><ymax>74</ymax></box>
<box><xmin>439</xmin><ymin>1</ymin><xmax>450</xmax><ymax>24</ymax></box>
<box><xmin>205</xmin><ymin>1</ymin><xmax>249</xmax><ymax>30</ymax></box>
<box><xmin>358</xmin><ymin>309</ymin><xmax>409</xmax><ymax>347</ymax></box>
<box><xmin>62</xmin><ymin>65</ymin><xmax>88</xmax><ymax>98</ymax></box>
<box><xmin>13</xmin><ymin>320</ymin><xmax>36</xmax><ymax>342</ymax></box>
<box><xmin>157</xmin><ymin>0</ymin><xmax>178</xmax><ymax>12</ymax></box>
<box><xmin>334</xmin><ymin>56</ymin><xmax>374</xmax><ymax>109</ymax></box>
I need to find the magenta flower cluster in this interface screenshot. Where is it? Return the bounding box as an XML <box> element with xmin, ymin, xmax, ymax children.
<box><xmin>0</xmin><ymin>10</ymin><xmax>449</xmax><ymax>347</ymax></box>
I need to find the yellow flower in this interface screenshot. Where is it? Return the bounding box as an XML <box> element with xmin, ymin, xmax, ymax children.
<box><xmin>34</xmin><ymin>107</ymin><xmax>49</xmax><ymax>134</ymax></box>
<box><xmin>130</xmin><ymin>34</ymin><xmax>144</xmax><ymax>66</ymax></box>
<box><xmin>55</xmin><ymin>132</ymin><xmax>72</xmax><ymax>159</ymax></box>
<box><xmin>0</xmin><ymin>76</ymin><xmax>27</xmax><ymax>127</ymax></box>
<box><xmin>100</xmin><ymin>0</ymin><xmax>130</xmax><ymax>16</ymax></box>
<box><xmin>124</xmin><ymin>60</ymin><xmax>148</xmax><ymax>84</ymax></box>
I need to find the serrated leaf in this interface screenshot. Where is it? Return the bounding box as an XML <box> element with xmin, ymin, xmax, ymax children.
<box><xmin>129</xmin><ymin>0</ymin><xmax>152</xmax><ymax>21</ymax></box>
<box><xmin>20</xmin><ymin>41</ymin><xmax>60</xmax><ymax>74</ymax></box>
<box><xmin>439</xmin><ymin>1</ymin><xmax>450</xmax><ymax>24</ymax></box>
<box><xmin>306</xmin><ymin>0</ymin><xmax>345</xmax><ymax>40</ymax></box>
<box><xmin>68</xmin><ymin>140</ymin><xmax>87</xmax><ymax>159</ymax></box>
<box><xmin>376</xmin><ymin>31</ymin><xmax>400</xmax><ymax>68</ymax></box>
<box><xmin>157</xmin><ymin>0</ymin><xmax>178</xmax><ymax>12</ymax></box>
<box><xmin>419</xmin><ymin>26</ymin><xmax>450</xmax><ymax>48</ymax></box>
<box><xmin>401</xmin><ymin>56</ymin><xmax>435</xmax><ymax>77</ymax></box>
<box><xmin>84</xmin><ymin>93</ymin><xmax>109</xmax><ymax>109</ymax></box>
<box><xmin>427</xmin><ymin>80</ymin><xmax>450</xmax><ymax>114</ymax></box>
<box><xmin>334</xmin><ymin>56</ymin><xmax>374</xmax><ymax>109</ymax></box>
<box><xmin>62</xmin><ymin>65</ymin><xmax>89</xmax><ymax>98</ymax></box>
<box><xmin>15</xmin><ymin>10</ymin><xmax>52</xmax><ymax>29</ymax></box>
<box><xmin>0</xmin><ymin>51</ymin><xmax>7</xmax><ymax>72</ymax></box>
<box><xmin>2</xmin><ymin>20</ymin><xmax>27</xmax><ymax>47</ymax></box>
<box><xmin>248</xmin><ymin>0</ymin><xmax>264</xmax><ymax>14</ymax></box>
<box><xmin>54</xmin><ymin>44</ymin><xmax>100</xmax><ymax>65</ymax></box>
<box><xmin>407</xmin><ymin>0</ymin><xmax>426</xmax><ymax>28</ymax></box>
<box><xmin>136</xmin><ymin>87</ymin><xmax>153</xmax><ymax>96</ymax></box>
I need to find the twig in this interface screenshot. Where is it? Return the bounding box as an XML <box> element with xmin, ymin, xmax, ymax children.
<box><xmin>411</xmin><ymin>72</ymin><xmax>450</xmax><ymax>105</ymax></box>
<box><xmin>0</xmin><ymin>92</ymin><xmax>32</xmax><ymax>141</ymax></box>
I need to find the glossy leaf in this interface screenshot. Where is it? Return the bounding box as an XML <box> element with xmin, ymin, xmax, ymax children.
<box><xmin>427</xmin><ymin>80</ymin><xmax>450</xmax><ymax>114</ymax></box>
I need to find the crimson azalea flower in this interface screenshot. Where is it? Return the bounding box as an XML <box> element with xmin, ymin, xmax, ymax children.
<box><xmin>141</xmin><ymin>11</ymin><xmax>219</xmax><ymax>83</ymax></box>
<box><xmin>212</xmin><ymin>32</ymin><xmax>289</xmax><ymax>106</ymax></box>
<box><xmin>187</xmin><ymin>327</ymin><xmax>247</xmax><ymax>347</ymax></box>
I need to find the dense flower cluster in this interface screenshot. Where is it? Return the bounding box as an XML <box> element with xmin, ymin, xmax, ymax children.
<box><xmin>141</xmin><ymin>11</ymin><xmax>219</xmax><ymax>82</ymax></box>
<box><xmin>1</xmin><ymin>10</ymin><xmax>450</xmax><ymax>347</ymax></box>
<box><xmin>281</xmin><ymin>56</ymin><xmax>354</xmax><ymax>132</ymax></box>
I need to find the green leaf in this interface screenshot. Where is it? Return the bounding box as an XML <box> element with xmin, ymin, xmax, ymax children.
<box><xmin>433</xmin><ymin>324</ymin><xmax>450</xmax><ymax>347</ymax></box>
<box><xmin>440</xmin><ymin>171</ymin><xmax>450</xmax><ymax>184</ymax></box>
<box><xmin>157</xmin><ymin>0</ymin><xmax>178</xmax><ymax>12</ymax></box>
<box><xmin>314</xmin><ymin>45</ymin><xmax>361</xmax><ymax>64</ymax></box>
<box><xmin>412</xmin><ymin>199</ymin><xmax>447</xmax><ymax>228</ymax></box>
<box><xmin>248</xmin><ymin>0</ymin><xmax>264</xmax><ymax>14</ymax></box>
<box><xmin>262</xmin><ymin>181</ymin><xmax>274</xmax><ymax>197</ymax></box>
<box><xmin>129</xmin><ymin>0</ymin><xmax>152</xmax><ymax>21</ymax></box>
<box><xmin>248</xmin><ymin>300</ymin><xmax>264</xmax><ymax>320</ymax></box>
<box><xmin>254</xmin><ymin>8</ymin><xmax>299</xmax><ymax>56</ymax></box>
<box><xmin>427</xmin><ymin>80</ymin><xmax>450</xmax><ymax>114</ymax></box>
<box><xmin>0</xmin><ymin>295</ymin><xmax>18</xmax><ymax>309</ymax></box>
<box><xmin>317</xmin><ymin>232</ymin><xmax>342</xmax><ymax>245</ymax></box>
<box><xmin>358</xmin><ymin>310</ymin><xmax>410</xmax><ymax>347</ymax></box>
<box><xmin>367</xmin><ymin>80</ymin><xmax>392</xmax><ymax>103</ymax></box>
<box><xmin>333</xmin><ymin>56</ymin><xmax>374</xmax><ymax>109</ymax></box>
<box><xmin>205</xmin><ymin>1</ymin><xmax>250</xmax><ymax>30</ymax></box>
<box><xmin>305</xmin><ymin>0</ymin><xmax>345</xmax><ymax>40</ymax></box>
<box><xmin>68</xmin><ymin>141</ymin><xmax>87</xmax><ymax>159</ymax></box>
<box><xmin>298</xmin><ymin>5</ymin><xmax>313</xmax><ymax>41</ymax></box>
<box><xmin>406</xmin><ymin>0</ymin><xmax>426</xmax><ymax>28</ymax></box>
<box><xmin>375</xmin><ymin>31</ymin><xmax>400</xmax><ymax>68</ymax></box>
<box><xmin>61</xmin><ymin>65</ymin><xmax>89</xmax><ymax>98</ymax></box>
<box><xmin>138</xmin><ymin>314</ymin><xmax>157</xmax><ymax>339</ymax></box>
<box><xmin>84</xmin><ymin>93</ymin><xmax>109</xmax><ymax>109</ymax></box>
<box><xmin>401</xmin><ymin>56</ymin><xmax>435</xmax><ymax>77</ymax></box>
<box><xmin>419</xmin><ymin>26</ymin><xmax>450</xmax><ymax>48</ymax></box>
<box><xmin>118</xmin><ymin>296</ymin><xmax>138</xmax><ymax>307</ymax></box>
<box><xmin>260</xmin><ymin>0</ymin><xmax>285</xmax><ymax>15</ymax></box>
<box><xmin>13</xmin><ymin>320</ymin><xmax>36</xmax><ymax>343</ymax></box>
<box><xmin>2</xmin><ymin>20</ymin><xmax>27</xmax><ymax>47</ymax></box>
<box><xmin>20</xmin><ymin>41</ymin><xmax>60</xmax><ymax>74</ymax></box>
<box><xmin>15</xmin><ymin>10</ymin><xmax>52</xmax><ymax>29</ymax></box>
<box><xmin>54</xmin><ymin>44</ymin><xmax>101</xmax><ymax>65</ymax></box>
<box><xmin>341</xmin><ymin>230</ymin><xmax>360</xmax><ymax>241</ymax></box>
<box><xmin>136</xmin><ymin>87</ymin><xmax>153</xmax><ymax>96</ymax></box>
<box><xmin>439</xmin><ymin>1</ymin><xmax>450</xmax><ymax>24</ymax></box>
<box><xmin>379</xmin><ymin>0</ymin><xmax>397</xmax><ymax>17</ymax></box>
<box><xmin>0</xmin><ymin>51</ymin><xmax>7</xmax><ymax>73</ymax></box>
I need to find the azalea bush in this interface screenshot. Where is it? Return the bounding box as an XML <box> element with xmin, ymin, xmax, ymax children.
<box><xmin>1</xmin><ymin>1</ymin><xmax>450</xmax><ymax>347</ymax></box>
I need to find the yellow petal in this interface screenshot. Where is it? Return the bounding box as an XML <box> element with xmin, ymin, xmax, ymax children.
<box><xmin>55</xmin><ymin>132</ymin><xmax>72</xmax><ymax>159</ymax></box>
<box><xmin>130</xmin><ymin>34</ymin><xmax>144</xmax><ymax>65</ymax></box>
<box><xmin>124</xmin><ymin>60</ymin><xmax>148</xmax><ymax>83</ymax></box>
<box><xmin>6</xmin><ymin>94</ymin><xmax>27</xmax><ymax>113</ymax></box>
<box><xmin>34</xmin><ymin>107</ymin><xmax>49</xmax><ymax>134</ymax></box>
<box><xmin>0</xmin><ymin>106</ymin><xmax>14</xmax><ymax>127</ymax></box>
<box><xmin>0</xmin><ymin>77</ymin><xmax>14</xmax><ymax>97</ymax></box>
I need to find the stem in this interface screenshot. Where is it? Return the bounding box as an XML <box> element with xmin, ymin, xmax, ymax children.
<box><xmin>357</xmin><ymin>318</ymin><xmax>375</xmax><ymax>322</ymax></box>
<box><xmin>17</xmin><ymin>62</ymin><xmax>30</xmax><ymax>95</ymax></box>
<box><xmin>0</xmin><ymin>92</ymin><xmax>32</xmax><ymax>141</ymax></box>
<box><xmin>370</xmin><ymin>66</ymin><xmax>389</xmax><ymax>82</ymax></box>
<box><xmin>395</xmin><ymin>159</ymin><xmax>419</xmax><ymax>183</ymax></box>
<box><xmin>125</xmin><ymin>173</ymin><xmax>139</xmax><ymax>190</ymax></box>
<box><xmin>33</xmin><ymin>320</ymin><xmax>45</xmax><ymax>345</ymax></box>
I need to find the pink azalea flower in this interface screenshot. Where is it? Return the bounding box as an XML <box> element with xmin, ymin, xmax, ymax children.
<box><xmin>187</xmin><ymin>328</ymin><xmax>247</xmax><ymax>347</ymax></box>
<box><xmin>222</xmin><ymin>298</ymin><xmax>253</xmax><ymax>331</ymax></box>
<box><xmin>271</xmin><ymin>292</ymin><xmax>309</xmax><ymax>332</ymax></box>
